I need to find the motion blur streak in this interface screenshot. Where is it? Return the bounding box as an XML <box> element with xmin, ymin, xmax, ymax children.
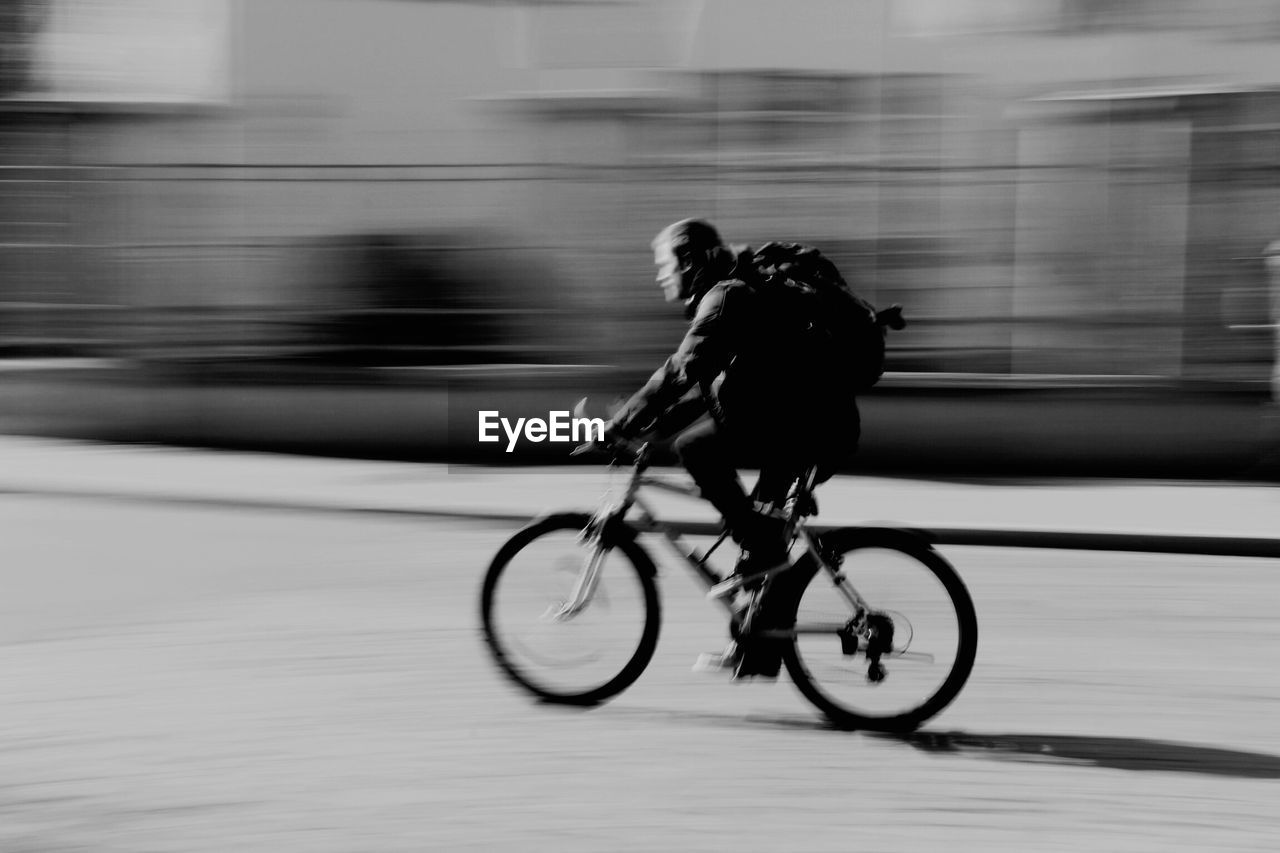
<box><xmin>1</xmin><ymin>0</ymin><xmax>1279</xmax><ymax>475</ymax></box>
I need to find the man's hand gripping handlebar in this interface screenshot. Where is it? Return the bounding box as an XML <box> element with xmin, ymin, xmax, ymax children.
<box><xmin>568</xmin><ymin>397</ymin><xmax>647</xmax><ymax>464</ymax></box>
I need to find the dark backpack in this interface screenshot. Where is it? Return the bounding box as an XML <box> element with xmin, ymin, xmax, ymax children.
<box><xmin>746</xmin><ymin>242</ymin><xmax>903</xmax><ymax>392</ymax></box>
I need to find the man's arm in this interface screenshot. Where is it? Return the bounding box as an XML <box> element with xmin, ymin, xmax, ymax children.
<box><xmin>608</xmin><ymin>283</ymin><xmax>735</xmax><ymax>438</ymax></box>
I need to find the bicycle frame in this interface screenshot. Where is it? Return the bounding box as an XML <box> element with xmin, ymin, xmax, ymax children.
<box><xmin>566</xmin><ymin>444</ymin><xmax>875</xmax><ymax>634</ymax></box>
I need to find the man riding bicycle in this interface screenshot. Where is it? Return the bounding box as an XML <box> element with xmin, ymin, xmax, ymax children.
<box><xmin>601</xmin><ymin>219</ymin><xmax>862</xmax><ymax>678</ymax></box>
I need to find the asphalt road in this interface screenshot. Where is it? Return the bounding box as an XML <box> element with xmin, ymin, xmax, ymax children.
<box><xmin>2</xmin><ymin>494</ymin><xmax>1278</xmax><ymax>851</ymax></box>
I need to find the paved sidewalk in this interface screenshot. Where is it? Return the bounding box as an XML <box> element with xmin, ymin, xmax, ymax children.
<box><xmin>2</xmin><ymin>435</ymin><xmax>1280</xmax><ymax>852</ymax></box>
<box><xmin>2</xmin><ymin>435</ymin><xmax>1277</xmax><ymax>550</ymax></box>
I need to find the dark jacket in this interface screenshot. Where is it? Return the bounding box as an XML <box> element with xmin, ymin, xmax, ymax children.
<box><xmin>612</xmin><ymin>248</ymin><xmax>859</xmax><ymax>459</ymax></box>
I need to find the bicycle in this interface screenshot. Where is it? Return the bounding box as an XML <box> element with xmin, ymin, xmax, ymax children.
<box><xmin>479</xmin><ymin>439</ymin><xmax>978</xmax><ymax>731</ymax></box>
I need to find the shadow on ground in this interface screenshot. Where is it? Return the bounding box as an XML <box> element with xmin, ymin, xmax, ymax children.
<box><xmin>604</xmin><ymin>706</ymin><xmax>1280</xmax><ymax>779</ymax></box>
<box><xmin>873</xmin><ymin>730</ymin><xmax>1280</xmax><ymax>779</ymax></box>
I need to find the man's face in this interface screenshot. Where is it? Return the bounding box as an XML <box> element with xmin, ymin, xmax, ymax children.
<box><xmin>654</xmin><ymin>241</ymin><xmax>689</xmax><ymax>303</ymax></box>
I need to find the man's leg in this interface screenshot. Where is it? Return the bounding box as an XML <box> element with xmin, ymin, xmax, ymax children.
<box><xmin>752</xmin><ymin>464</ymin><xmax>801</xmax><ymax>513</ymax></box>
<box><xmin>727</xmin><ymin>459</ymin><xmax>808</xmax><ymax>678</ymax></box>
<box><xmin>672</xmin><ymin>421</ymin><xmax>789</xmax><ymax>575</ymax></box>
<box><xmin>677</xmin><ymin>427</ymin><xmax>798</xmax><ymax>679</ymax></box>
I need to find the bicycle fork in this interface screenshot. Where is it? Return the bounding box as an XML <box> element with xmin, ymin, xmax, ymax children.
<box><xmin>541</xmin><ymin>512</ymin><xmax>621</xmax><ymax>622</ymax></box>
<box><xmin>551</xmin><ymin>499</ymin><xmax>660</xmax><ymax>620</ymax></box>
<box><xmin>547</xmin><ymin>542</ymin><xmax>607</xmax><ymax>621</ymax></box>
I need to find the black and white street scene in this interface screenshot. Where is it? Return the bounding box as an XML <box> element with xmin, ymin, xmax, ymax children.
<box><xmin>2</xmin><ymin>2</ymin><xmax>1280</xmax><ymax>851</ymax></box>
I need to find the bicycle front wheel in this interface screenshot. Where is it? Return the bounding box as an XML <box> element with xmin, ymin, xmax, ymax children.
<box><xmin>480</xmin><ymin>513</ymin><xmax>661</xmax><ymax>707</ymax></box>
<box><xmin>782</xmin><ymin>529</ymin><xmax>977</xmax><ymax>731</ymax></box>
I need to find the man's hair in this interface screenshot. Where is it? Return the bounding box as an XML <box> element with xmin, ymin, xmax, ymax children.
<box><xmin>652</xmin><ymin>218</ymin><xmax>723</xmax><ymax>262</ymax></box>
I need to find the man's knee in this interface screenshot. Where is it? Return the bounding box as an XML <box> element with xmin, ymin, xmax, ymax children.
<box><xmin>672</xmin><ymin>423</ymin><xmax>723</xmax><ymax>466</ymax></box>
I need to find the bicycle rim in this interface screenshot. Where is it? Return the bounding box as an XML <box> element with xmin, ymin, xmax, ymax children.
<box><xmin>481</xmin><ymin>514</ymin><xmax>661</xmax><ymax>706</ymax></box>
<box><xmin>783</xmin><ymin>537</ymin><xmax>977</xmax><ymax>731</ymax></box>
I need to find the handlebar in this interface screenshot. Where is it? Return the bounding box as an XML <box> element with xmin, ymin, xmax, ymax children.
<box><xmin>571</xmin><ymin>438</ymin><xmax>651</xmax><ymax>468</ymax></box>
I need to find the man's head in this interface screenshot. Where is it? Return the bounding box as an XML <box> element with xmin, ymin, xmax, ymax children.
<box><xmin>651</xmin><ymin>218</ymin><xmax>725</xmax><ymax>306</ymax></box>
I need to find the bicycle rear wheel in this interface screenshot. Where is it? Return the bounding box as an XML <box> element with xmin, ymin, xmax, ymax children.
<box><xmin>781</xmin><ymin>529</ymin><xmax>977</xmax><ymax>731</ymax></box>
<box><xmin>480</xmin><ymin>513</ymin><xmax>661</xmax><ymax>707</ymax></box>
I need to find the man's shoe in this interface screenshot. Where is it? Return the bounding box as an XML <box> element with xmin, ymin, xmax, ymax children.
<box><xmin>692</xmin><ymin>641</ymin><xmax>779</xmax><ymax>681</ymax></box>
<box><xmin>692</xmin><ymin>641</ymin><xmax>742</xmax><ymax>673</ymax></box>
<box><xmin>732</xmin><ymin>642</ymin><xmax>782</xmax><ymax>680</ymax></box>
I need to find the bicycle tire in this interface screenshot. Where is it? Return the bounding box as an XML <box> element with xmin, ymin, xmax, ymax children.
<box><xmin>781</xmin><ymin>527</ymin><xmax>977</xmax><ymax>731</ymax></box>
<box><xmin>480</xmin><ymin>513</ymin><xmax>662</xmax><ymax>707</ymax></box>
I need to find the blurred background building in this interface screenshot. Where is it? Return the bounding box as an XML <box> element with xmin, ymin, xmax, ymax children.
<box><xmin>3</xmin><ymin>0</ymin><xmax>1280</xmax><ymax>474</ymax></box>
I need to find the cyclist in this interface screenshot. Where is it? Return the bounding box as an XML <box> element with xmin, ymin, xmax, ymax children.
<box><xmin>602</xmin><ymin>218</ymin><xmax>860</xmax><ymax>677</ymax></box>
